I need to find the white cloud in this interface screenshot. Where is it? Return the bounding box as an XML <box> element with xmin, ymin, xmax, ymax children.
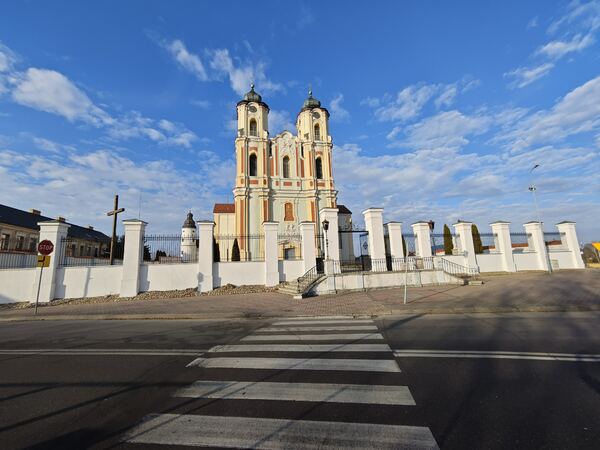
<box><xmin>32</xmin><ymin>137</ymin><xmax>76</xmax><ymax>154</ymax></box>
<box><xmin>0</xmin><ymin>148</ymin><xmax>235</xmax><ymax>233</ymax></box>
<box><xmin>393</xmin><ymin>110</ymin><xmax>491</xmax><ymax>149</ymax></box>
<box><xmin>190</xmin><ymin>99</ymin><xmax>211</xmax><ymax>109</ymax></box>
<box><xmin>373</xmin><ymin>84</ymin><xmax>437</xmax><ymax>122</ymax></box>
<box><xmin>504</xmin><ymin>63</ymin><xmax>554</xmax><ymax>88</ymax></box>
<box><xmin>269</xmin><ymin>110</ymin><xmax>295</xmax><ymax>133</ymax></box>
<box><xmin>536</xmin><ymin>32</ymin><xmax>595</xmax><ymax>59</ymax></box>
<box><xmin>209</xmin><ymin>48</ymin><xmax>282</xmax><ymax>96</ymax></box>
<box><xmin>11</xmin><ymin>68</ymin><xmax>113</xmax><ymax>126</ymax></box>
<box><xmin>163</xmin><ymin>39</ymin><xmax>208</xmax><ymax>81</ymax></box>
<box><xmin>527</xmin><ymin>16</ymin><xmax>539</xmax><ymax>29</ymax></box>
<box><xmin>434</xmin><ymin>85</ymin><xmax>458</xmax><ymax>109</ymax></box>
<box><xmin>499</xmin><ymin>75</ymin><xmax>600</xmax><ymax>151</ymax></box>
<box><xmin>329</xmin><ymin>93</ymin><xmax>350</xmax><ymax>122</ymax></box>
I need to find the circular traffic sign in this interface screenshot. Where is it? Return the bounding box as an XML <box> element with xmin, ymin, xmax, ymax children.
<box><xmin>38</xmin><ymin>240</ymin><xmax>54</xmax><ymax>255</ymax></box>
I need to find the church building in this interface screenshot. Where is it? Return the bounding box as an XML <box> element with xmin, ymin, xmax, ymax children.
<box><xmin>213</xmin><ymin>85</ymin><xmax>353</xmax><ymax>261</ymax></box>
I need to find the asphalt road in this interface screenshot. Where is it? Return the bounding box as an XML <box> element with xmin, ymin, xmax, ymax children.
<box><xmin>0</xmin><ymin>312</ymin><xmax>598</xmax><ymax>449</ymax></box>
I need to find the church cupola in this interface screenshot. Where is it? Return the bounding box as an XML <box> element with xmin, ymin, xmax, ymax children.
<box><xmin>302</xmin><ymin>90</ymin><xmax>321</xmax><ymax>110</ymax></box>
<box><xmin>238</xmin><ymin>83</ymin><xmax>269</xmax><ymax>109</ymax></box>
<box><xmin>182</xmin><ymin>211</ymin><xmax>195</xmax><ymax>229</ymax></box>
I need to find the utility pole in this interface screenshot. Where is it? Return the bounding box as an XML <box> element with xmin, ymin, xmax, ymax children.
<box><xmin>106</xmin><ymin>194</ymin><xmax>125</xmax><ymax>265</ymax></box>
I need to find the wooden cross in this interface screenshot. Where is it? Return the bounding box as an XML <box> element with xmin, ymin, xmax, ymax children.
<box><xmin>106</xmin><ymin>194</ymin><xmax>125</xmax><ymax>265</ymax></box>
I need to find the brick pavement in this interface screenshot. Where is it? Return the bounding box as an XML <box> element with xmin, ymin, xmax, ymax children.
<box><xmin>1</xmin><ymin>269</ymin><xmax>598</xmax><ymax>321</ymax></box>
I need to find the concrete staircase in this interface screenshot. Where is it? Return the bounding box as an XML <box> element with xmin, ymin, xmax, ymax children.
<box><xmin>278</xmin><ymin>266</ymin><xmax>326</xmax><ymax>299</ymax></box>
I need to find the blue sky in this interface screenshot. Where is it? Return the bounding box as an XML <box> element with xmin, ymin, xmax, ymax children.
<box><xmin>1</xmin><ymin>0</ymin><xmax>599</xmax><ymax>242</ymax></box>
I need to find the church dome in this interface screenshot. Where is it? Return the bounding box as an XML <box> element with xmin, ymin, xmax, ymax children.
<box><xmin>302</xmin><ymin>90</ymin><xmax>321</xmax><ymax>109</ymax></box>
<box><xmin>243</xmin><ymin>84</ymin><xmax>262</xmax><ymax>103</ymax></box>
<box><xmin>182</xmin><ymin>211</ymin><xmax>195</xmax><ymax>229</ymax></box>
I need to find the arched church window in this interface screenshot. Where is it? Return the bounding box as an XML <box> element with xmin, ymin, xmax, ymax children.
<box><xmin>315</xmin><ymin>157</ymin><xmax>323</xmax><ymax>179</ymax></box>
<box><xmin>282</xmin><ymin>156</ymin><xmax>290</xmax><ymax>178</ymax></box>
<box><xmin>314</xmin><ymin>123</ymin><xmax>321</xmax><ymax>140</ymax></box>
<box><xmin>249</xmin><ymin>119</ymin><xmax>258</xmax><ymax>137</ymax></box>
<box><xmin>249</xmin><ymin>153</ymin><xmax>257</xmax><ymax>176</ymax></box>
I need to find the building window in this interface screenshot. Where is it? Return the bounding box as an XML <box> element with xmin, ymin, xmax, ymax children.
<box><xmin>80</xmin><ymin>245</ymin><xmax>84</xmax><ymax>256</ymax></box>
<box><xmin>249</xmin><ymin>153</ymin><xmax>257</xmax><ymax>176</ymax></box>
<box><xmin>315</xmin><ymin>157</ymin><xmax>323</xmax><ymax>179</ymax></box>
<box><xmin>314</xmin><ymin>123</ymin><xmax>321</xmax><ymax>140</ymax></box>
<box><xmin>15</xmin><ymin>235</ymin><xmax>24</xmax><ymax>251</ymax></box>
<box><xmin>29</xmin><ymin>237</ymin><xmax>37</xmax><ymax>252</ymax></box>
<box><xmin>0</xmin><ymin>233</ymin><xmax>9</xmax><ymax>250</ymax></box>
<box><xmin>282</xmin><ymin>156</ymin><xmax>290</xmax><ymax>178</ymax></box>
<box><xmin>284</xmin><ymin>203</ymin><xmax>294</xmax><ymax>221</ymax></box>
<box><xmin>249</xmin><ymin>119</ymin><xmax>258</xmax><ymax>137</ymax></box>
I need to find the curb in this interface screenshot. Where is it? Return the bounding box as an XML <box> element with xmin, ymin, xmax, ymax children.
<box><xmin>1</xmin><ymin>305</ymin><xmax>598</xmax><ymax>321</ymax></box>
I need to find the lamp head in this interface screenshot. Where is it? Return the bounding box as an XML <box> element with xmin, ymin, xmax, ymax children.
<box><xmin>322</xmin><ymin>219</ymin><xmax>329</xmax><ymax>231</ymax></box>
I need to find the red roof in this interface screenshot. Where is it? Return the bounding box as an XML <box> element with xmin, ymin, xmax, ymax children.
<box><xmin>337</xmin><ymin>204</ymin><xmax>352</xmax><ymax>214</ymax></box>
<box><xmin>213</xmin><ymin>203</ymin><xmax>235</xmax><ymax>213</ymax></box>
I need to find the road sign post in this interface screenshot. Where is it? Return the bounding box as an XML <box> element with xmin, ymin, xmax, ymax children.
<box><xmin>35</xmin><ymin>240</ymin><xmax>54</xmax><ymax>315</ymax></box>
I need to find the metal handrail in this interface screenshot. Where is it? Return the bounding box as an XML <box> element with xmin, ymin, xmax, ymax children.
<box><xmin>437</xmin><ymin>257</ymin><xmax>479</xmax><ymax>277</ymax></box>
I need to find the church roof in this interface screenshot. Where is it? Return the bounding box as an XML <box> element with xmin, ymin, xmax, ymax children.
<box><xmin>213</xmin><ymin>203</ymin><xmax>235</xmax><ymax>214</ymax></box>
<box><xmin>237</xmin><ymin>84</ymin><xmax>269</xmax><ymax>110</ymax></box>
<box><xmin>300</xmin><ymin>89</ymin><xmax>330</xmax><ymax>117</ymax></box>
<box><xmin>182</xmin><ymin>211</ymin><xmax>195</xmax><ymax>228</ymax></box>
<box><xmin>0</xmin><ymin>203</ymin><xmax>110</xmax><ymax>242</ymax></box>
<box><xmin>337</xmin><ymin>205</ymin><xmax>352</xmax><ymax>214</ymax></box>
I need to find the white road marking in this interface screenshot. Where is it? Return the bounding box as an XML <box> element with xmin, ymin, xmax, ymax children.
<box><xmin>124</xmin><ymin>414</ymin><xmax>439</xmax><ymax>449</ymax></box>
<box><xmin>175</xmin><ymin>380</ymin><xmax>415</xmax><ymax>405</ymax></box>
<box><xmin>257</xmin><ymin>325</ymin><xmax>378</xmax><ymax>332</ymax></box>
<box><xmin>187</xmin><ymin>357</ymin><xmax>400</xmax><ymax>372</ymax></box>
<box><xmin>241</xmin><ymin>333</ymin><xmax>384</xmax><ymax>341</ymax></box>
<box><xmin>209</xmin><ymin>343</ymin><xmax>392</xmax><ymax>353</ymax></box>
<box><xmin>272</xmin><ymin>319</ymin><xmax>374</xmax><ymax>326</ymax></box>
<box><xmin>393</xmin><ymin>349</ymin><xmax>600</xmax><ymax>362</ymax></box>
<box><xmin>0</xmin><ymin>349</ymin><xmax>205</xmax><ymax>356</ymax></box>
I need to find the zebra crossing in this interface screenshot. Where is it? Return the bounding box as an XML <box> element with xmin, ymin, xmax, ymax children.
<box><xmin>123</xmin><ymin>316</ymin><xmax>439</xmax><ymax>449</ymax></box>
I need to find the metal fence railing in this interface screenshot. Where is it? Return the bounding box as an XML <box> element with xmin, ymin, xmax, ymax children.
<box><xmin>59</xmin><ymin>236</ymin><xmax>119</xmax><ymax>267</ymax></box>
<box><xmin>278</xmin><ymin>233</ymin><xmax>302</xmax><ymax>260</ymax></box>
<box><xmin>143</xmin><ymin>235</ymin><xmax>197</xmax><ymax>264</ymax></box>
<box><xmin>0</xmin><ymin>250</ymin><xmax>38</xmax><ymax>269</ymax></box>
<box><xmin>214</xmin><ymin>234</ymin><xmax>265</xmax><ymax>262</ymax></box>
<box><xmin>544</xmin><ymin>232</ymin><xmax>563</xmax><ymax>246</ymax></box>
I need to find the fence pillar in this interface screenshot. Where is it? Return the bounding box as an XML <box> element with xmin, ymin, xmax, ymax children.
<box><xmin>363</xmin><ymin>208</ymin><xmax>386</xmax><ymax>263</ymax></box>
<box><xmin>453</xmin><ymin>221</ymin><xmax>478</xmax><ymax>270</ymax></box>
<box><xmin>31</xmin><ymin>220</ymin><xmax>70</xmax><ymax>303</ymax></box>
<box><xmin>523</xmin><ymin>221</ymin><xmax>549</xmax><ymax>271</ymax></box>
<box><xmin>490</xmin><ymin>221</ymin><xmax>516</xmax><ymax>272</ymax></box>
<box><xmin>300</xmin><ymin>221</ymin><xmax>316</xmax><ymax>273</ymax></box>
<box><xmin>556</xmin><ymin>221</ymin><xmax>585</xmax><ymax>269</ymax></box>
<box><xmin>263</xmin><ymin>222</ymin><xmax>279</xmax><ymax>286</ymax></box>
<box><xmin>197</xmin><ymin>221</ymin><xmax>214</xmax><ymax>293</ymax></box>
<box><xmin>120</xmin><ymin>219</ymin><xmax>146</xmax><ymax>297</ymax></box>
<box><xmin>319</xmin><ymin>208</ymin><xmax>340</xmax><ymax>262</ymax></box>
<box><xmin>412</xmin><ymin>221</ymin><xmax>432</xmax><ymax>258</ymax></box>
<box><xmin>386</xmin><ymin>222</ymin><xmax>404</xmax><ymax>271</ymax></box>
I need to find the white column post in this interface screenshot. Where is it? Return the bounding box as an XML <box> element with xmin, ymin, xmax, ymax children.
<box><xmin>197</xmin><ymin>221</ymin><xmax>214</xmax><ymax>293</ymax></box>
<box><xmin>31</xmin><ymin>220</ymin><xmax>70</xmax><ymax>303</ymax></box>
<box><xmin>490</xmin><ymin>221</ymin><xmax>516</xmax><ymax>272</ymax></box>
<box><xmin>412</xmin><ymin>221</ymin><xmax>432</xmax><ymax>258</ymax></box>
<box><xmin>363</xmin><ymin>208</ymin><xmax>386</xmax><ymax>263</ymax></box>
<box><xmin>263</xmin><ymin>222</ymin><xmax>279</xmax><ymax>286</ymax></box>
<box><xmin>120</xmin><ymin>219</ymin><xmax>146</xmax><ymax>297</ymax></box>
<box><xmin>319</xmin><ymin>208</ymin><xmax>340</xmax><ymax>262</ymax></box>
<box><xmin>556</xmin><ymin>221</ymin><xmax>585</xmax><ymax>269</ymax></box>
<box><xmin>523</xmin><ymin>221</ymin><xmax>549</xmax><ymax>271</ymax></box>
<box><xmin>453</xmin><ymin>221</ymin><xmax>478</xmax><ymax>270</ymax></box>
<box><xmin>386</xmin><ymin>222</ymin><xmax>404</xmax><ymax>271</ymax></box>
<box><xmin>299</xmin><ymin>221</ymin><xmax>316</xmax><ymax>273</ymax></box>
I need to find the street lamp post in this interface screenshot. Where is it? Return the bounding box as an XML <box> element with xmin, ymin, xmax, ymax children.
<box><xmin>528</xmin><ymin>164</ymin><xmax>552</xmax><ymax>274</ymax></box>
<box><xmin>322</xmin><ymin>219</ymin><xmax>329</xmax><ymax>260</ymax></box>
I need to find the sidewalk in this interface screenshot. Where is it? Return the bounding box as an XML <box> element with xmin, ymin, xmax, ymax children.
<box><xmin>1</xmin><ymin>270</ymin><xmax>598</xmax><ymax>321</ymax></box>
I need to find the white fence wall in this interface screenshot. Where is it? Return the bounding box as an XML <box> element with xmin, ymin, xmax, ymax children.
<box><xmin>548</xmin><ymin>250</ymin><xmax>576</xmax><ymax>270</ymax></box>
<box><xmin>139</xmin><ymin>263</ymin><xmax>198</xmax><ymax>292</ymax></box>
<box><xmin>55</xmin><ymin>266</ymin><xmax>122</xmax><ymax>299</ymax></box>
<box><xmin>213</xmin><ymin>261</ymin><xmax>265</xmax><ymax>287</ymax></box>
<box><xmin>0</xmin><ymin>268</ymin><xmax>36</xmax><ymax>303</ymax></box>
<box><xmin>279</xmin><ymin>260</ymin><xmax>305</xmax><ymax>282</ymax></box>
<box><xmin>475</xmin><ymin>254</ymin><xmax>505</xmax><ymax>273</ymax></box>
<box><xmin>513</xmin><ymin>252</ymin><xmax>540</xmax><ymax>271</ymax></box>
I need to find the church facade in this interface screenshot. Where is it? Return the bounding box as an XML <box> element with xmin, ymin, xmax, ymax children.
<box><xmin>213</xmin><ymin>85</ymin><xmax>353</xmax><ymax>261</ymax></box>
